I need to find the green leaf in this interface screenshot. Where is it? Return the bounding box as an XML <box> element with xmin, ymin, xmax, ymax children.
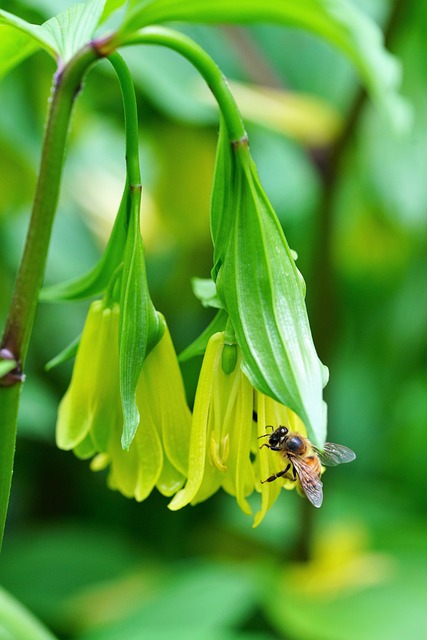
<box><xmin>44</xmin><ymin>334</ymin><xmax>81</xmax><ymax>371</ymax></box>
<box><xmin>0</xmin><ymin>524</ymin><xmax>139</xmax><ymax>624</ymax></box>
<box><xmin>40</xmin><ymin>0</ymin><xmax>106</xmax><ymax>64</ymax></box>
<box><xmin>40</xmin><ymin>182</ymin><xmax>129</xmax><ymax>302</ymax></box>
<box><xmin>77</xmin><ymin>562</ymin><xmax>259</xmax><ymax>640</ymax></box>
<box><xmin>0</xmin><ymin>25</ymin><xmax>40</xmax><ymax>80</ymax></box>
<box><xmin>178</xmin><ymin>309</ymin><xmax>228</xmax><ymax>362</ymax></box>
<box><xmin>121</xmin><ymin>0</ymin><xmax>410</xmax><ymax>130</ymax></box>
<box><xmin>210</xmin><ymin>116</ymin><xmax>234</xmax><ymax>279</ymax></box>
<box><xmin>0</xmin><ymin>1</ymin><xmax>108</xmax><ymax>77</ymax></box>
<box><xmin>267</xmin><ymin>548</ymin><xmax>427</xmax><ymax>640</ymax></box>
<box><xmin>119</xmin><ymin>188</ymin><xmax>164</xmax><ymax>450</ymax></box>
<box><xmin>213</xmin><ymin>130</ymin><xmax>328</xmax><ymax>447</ymax></box>
<box><xmin>101</xmin><ymin>0</ymin><xmax>127</xmax><ymax>23</ymax></box>
<box><xmin>0</xmin><ymin>10</ymin><xmax>57</xmax><ymax>60</ymax></box>
<box><xmin>192</xmin><ymin>277</ymin><xmax>223</xmax><ymax>309</ymax></box>
<box><xmin>0</xmin><ymin>585</ymin><xmax>58</xmax><ymax>640</ymax></box>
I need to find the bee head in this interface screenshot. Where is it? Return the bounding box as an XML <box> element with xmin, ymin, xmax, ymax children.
<box><xmin>268</xmin><ymin>425</ymin><xmax>289</xmax><ymax>448</ymax></box>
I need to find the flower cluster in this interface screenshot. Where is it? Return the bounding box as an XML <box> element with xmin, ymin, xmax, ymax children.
<box><xmin>169</xmin><ymin>331</ymin><xmax>307</xmax><ymax>526</ymax></box>
<box><xmin>57</xmin><ymin>300</ymin><xmax>191</xmax><ymax>500</ymax></box>
<box><xmin>57</xmin><ymin>312</ymin><xmax>306</xmax><ymax>524</ymax></box>
<box><xmin>53</xmin><ymin>54</ymin><xmax>329</xmax><ymax>525</ymax></box>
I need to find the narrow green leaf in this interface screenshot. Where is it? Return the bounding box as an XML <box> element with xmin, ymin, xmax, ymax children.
<box><xmin>122</xmin><ymin>0</ymin><xmax>410</xmax><ymax>130</ymax></box>
<box><xmin>101</xmin><ymin>0</ymin><xmax>127</xmax><ymax>22</ymax></box>
<box><xmin>119</xmin><ymin>190</ymin><xmax>163</xmax><ymax>450</ymax></box>
<box><xmin>210</xmin><ymin>116</ymin><xmax>235</xmax><ymax>279</ymax></box>
<box><xmin>178</xmin><ymin>309</ymin><xmax>228</xmax><ymax>363</ymax></box>
<box><xmin>40</xmin><ymin>183</ymin><xmax>129</xmax><ymax>302</ymax></box>
<box><xmin>40</xmin><ymin>0</ymin><xmax>106</xmax><ymax>64</ymax></box>
<box><xmin>44</xmin><ymin>334</ymin><xmax>81</xmax><ymax>371</ymax></box>
<box><xmin>0</xmin><ymin>585</ymin><xmax>59</xmax><ymax>640</ymax></box>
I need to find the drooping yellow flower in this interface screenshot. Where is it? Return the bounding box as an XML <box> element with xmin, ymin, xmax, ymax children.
<box><xmin>56</xmin><ymin>300</ymin><xmax>191</xmax><ymax>500</ymax></box>
<box><xmin>168</xmin><ymin>331</ymin><xmax>307</xmax><ymax>526</ymax></box>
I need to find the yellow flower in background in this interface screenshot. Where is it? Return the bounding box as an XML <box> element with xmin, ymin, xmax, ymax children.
<box><xmin>168</xmin><ymin>332</ymin><xmax>306</xmax><ymax>526</ymax></box>
<box><xmin>56</xmin><ymin>300</ymin><xmax>191</xmax><ymax>500</ymax></box>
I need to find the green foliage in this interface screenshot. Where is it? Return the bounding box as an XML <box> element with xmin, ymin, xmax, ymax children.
<box><xmin>40</xmin><ymin>185</ymin><xmax>129</xmax><ymax>302</ymax></box>
<box><xmin>0</xmin><ymin>9</ymin><xmax>57</xmax><ymax>60</ymax></box>
<box><xmin>178</xmin><ymin>310</ymin><xmax>228</xmax><ymax>362</ymax></box>
<box><xmin>39</xmin><ymin>0</ymin><xmax>106</xmax><ymax>63</ymax></box>
<box><xmin>0</xmin><ymin>1</ymin><xmax>426</xmax><ymax>640</ymax></box>
<box><xmin>0</xmin><ymin>0</ymin><xmax>108</xmax><ymax>65</ymax></box>
<box><xmin>118</xmin><ymin>189</ymin><xmax>164</xmax><ymax>449</ymax></box>
<box><xmin>121</xmin><ymin>0</ymin><xmax>409</xmax><ymax>129</ymax></box>
<box><xmin>0</xmin><ymin>585</ymin><xmax>58</xmax><ymax>640</ymax></box>
<box><xmin>0</xmin><ymin>25</ymin><xmax>40</xmax><ymax>80</ymax></box>
<box><xmin>212</xmin><ymin>126</ymin><xmax>327</xmax><ymax>446</ymax></box>
<box><xmin>0</xmin><ymin>0</ymin><xmax>410</xmax><ymax>131</ymax></box>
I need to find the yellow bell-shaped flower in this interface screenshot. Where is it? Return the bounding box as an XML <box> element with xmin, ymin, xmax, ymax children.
<box><xmin>168</xmin><ymin>331</ymin><xmax>306</xmax><ymax>526</ymax></box>
<box><xmin>56</xmin><ymin>300</ymin><xmax>191</xmax><ymax>500</ymax></box>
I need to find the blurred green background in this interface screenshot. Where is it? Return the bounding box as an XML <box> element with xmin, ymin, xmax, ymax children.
<box><xmin>0</xmin><ymin>1</ymin><xmax>426</xmax><ymax>639</ymax></box>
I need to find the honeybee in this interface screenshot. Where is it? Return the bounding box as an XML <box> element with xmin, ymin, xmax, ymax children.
<box><xmin>258</xmin><ymin>426</ymin><xmax>356</xmax><ymax>508</ymax></box>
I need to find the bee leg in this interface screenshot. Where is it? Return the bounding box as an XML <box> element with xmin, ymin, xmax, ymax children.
<box><xmin>259</xmin><ymin>443</ymin><xmax>282</xmax><ymax>451</ymax></box>
<box><xmin>261</xmin><ymin>463</ymin><xmax>291</xmax><ymax>484</ymax></box>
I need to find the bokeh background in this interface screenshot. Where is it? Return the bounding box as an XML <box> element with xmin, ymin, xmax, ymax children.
<box><xmin>0</xmin><ymin>0</ymin><xmax>426</xmax><ymax>639</ymax></box>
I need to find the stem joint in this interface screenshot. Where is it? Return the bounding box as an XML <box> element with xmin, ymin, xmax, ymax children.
<box><xmin>0</xmin><ymin>349</ymin><xmax>25</xmax><ymax>387</ymax></box>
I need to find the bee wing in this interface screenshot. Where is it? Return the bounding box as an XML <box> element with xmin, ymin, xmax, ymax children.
<box><xmin>315</xmin><ymin>442</ymin><xmax>356</xmax><ymax>467</ymax></box>
<box><xmin>292</xmin><ymin>458</ymin><xmax>323</xmax><ymax>508</ymax></box>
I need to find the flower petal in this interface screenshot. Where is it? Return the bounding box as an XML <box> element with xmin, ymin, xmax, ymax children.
<box><xmin>168</xmin><ymin>333</ymin><xmax>221</xmax><ymax>510</ymax></box>
<box><xmin>142</xmin><ymin>325</ymin><xmax>191</xmax><ymax>476</ymax></box>
<box><xmin>133</xmin><ymin>416</ymin><xmax>163</xmax><ymax>501</ymax></box>
<box><xmin>56</xmin><ymin>301</ymin><xmax>108</xmax><ymax>450</ymax></box>
<box><xmin>253</xmin><ymin>393</ymin><xmax>286</xmax><ymax>527</ymax></box>
<box><xmin>156</xmin><ymin>456</ymin><xmax>185</xmax><ymax>497</ymax></box>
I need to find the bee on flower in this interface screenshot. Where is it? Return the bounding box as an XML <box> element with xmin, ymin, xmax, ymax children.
<box><xmin>258</xmin><ymin>425</ymin><xmax>356</xmax><ymax>508</ymax></box>
<box><xmin>169</xmin><ymin>331</ymin><xmax>319</xmax><ymax>526</ymax></box>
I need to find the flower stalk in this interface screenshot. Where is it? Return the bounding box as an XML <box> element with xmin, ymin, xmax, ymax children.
<box><xmin>100</xmin><ymin>26</ymin><xmax>247</xmax><ymax>143</ymax></box>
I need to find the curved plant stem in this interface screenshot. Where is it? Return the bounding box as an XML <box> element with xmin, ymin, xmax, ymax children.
<box><xmin>0</xmin><ymin>44</ymin><xmax>99</xmax><ymax>548</ymax></box>
<box><xmin>108</xmin><ymin>52</ymin><xmax>142</xmax><ymax>188</ymax></box>
<box><xmin>99</xmin><ymin>26</ymin><xmax>247</xmax><ymax>143</ymax></box>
